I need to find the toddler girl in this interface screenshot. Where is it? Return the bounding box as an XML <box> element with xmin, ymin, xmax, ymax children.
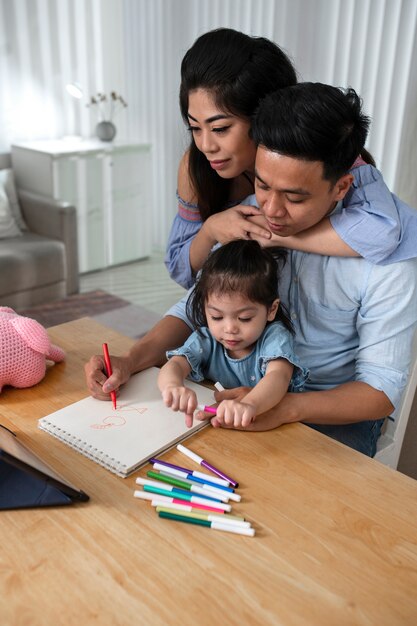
<box><xmin>158</xmin><ymin>240</ymin><xmax>308</xmax><ymax>428</ymax></box>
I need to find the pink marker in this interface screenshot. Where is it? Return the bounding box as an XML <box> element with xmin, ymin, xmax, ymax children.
<box><xmin>197</xmin><ymin>404</ymin><xmax>217</xmax><ymax>415</ymax></box>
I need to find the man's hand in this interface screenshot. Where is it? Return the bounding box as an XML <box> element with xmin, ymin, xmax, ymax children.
<box><xmin>84</xmin><ymin>354</ymin><xmax>133</xmax><ymax>401</ymax></box>
<box><xmin>214</xmin><ymin>386</ymin><xmax>251</xmax><ymax>403</ymax></box>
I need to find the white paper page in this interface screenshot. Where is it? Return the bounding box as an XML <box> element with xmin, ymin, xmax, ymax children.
<box><xmin>38</xmin><ymin>367</ymin><xmax>215</xmax><ymax>476</ymax></box>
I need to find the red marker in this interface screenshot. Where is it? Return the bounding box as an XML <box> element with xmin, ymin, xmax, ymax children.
<box><xmin>102</xmin><ymin>343</ymin><xmax>117</xmax><ymax>410</ymax></box>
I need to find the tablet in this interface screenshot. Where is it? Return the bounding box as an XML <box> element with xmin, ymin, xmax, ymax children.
<box><xmin>0</xmin><ymin>424</ymin><xmax>89</xmax><ymax>510</ymax></box>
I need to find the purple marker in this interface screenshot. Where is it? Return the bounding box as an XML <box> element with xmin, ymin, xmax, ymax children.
<box><xmin>148</xmin><ymin>458</ymin><xmax>232</xmax><ymax>488</ymax></box>
<box><xmin>176</xmin><ymin>443</ymin><xmax>239</xmax><ymax>488</ymax></box>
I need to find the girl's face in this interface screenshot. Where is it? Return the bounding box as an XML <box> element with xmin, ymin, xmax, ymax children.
<box><xmin>187</xmin><ymin>88</ymin><xmax>257</xmax><ymax>179</ymax></box>
<box><xmin>204</xmin><ymin>291</ymin><xmax>278</xmax><ymax>359</ymax></box>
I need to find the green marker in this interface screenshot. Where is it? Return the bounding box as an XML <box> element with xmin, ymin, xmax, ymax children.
<box><xmin>158</xmin><ymin>511</ymin><xmax>255</xmax><ymax>536</ymax></box>
<box><xmin>147</xmin><ymin>470</ymin><xmax>191</xmax><ymax>491</ymax></box>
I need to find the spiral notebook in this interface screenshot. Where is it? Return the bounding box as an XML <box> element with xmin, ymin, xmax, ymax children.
<box><xmin>38</xmin><ymin>367</ymin><xmax>215</xmax><ymax>477</ymax></box>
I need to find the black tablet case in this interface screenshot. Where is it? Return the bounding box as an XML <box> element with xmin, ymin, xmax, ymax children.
<box><xmin>0</xmin><ymin>425</ymin><xmax>89</xmax><ymax>510</ymax></box>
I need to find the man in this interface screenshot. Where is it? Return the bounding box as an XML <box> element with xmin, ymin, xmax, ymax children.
<box><xmin>85</xmin><ymin>83</ymin><xmax>417</xmax><ymax>457</ymax></box>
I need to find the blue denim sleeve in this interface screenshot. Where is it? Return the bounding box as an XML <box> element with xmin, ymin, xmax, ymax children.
<box><xmin>330</xmin><ymin>165</ymin><xmax>402</xmax><ymax>263</ymax></box>
<box><xmin>166</xmin><ymin>329</ymin><xmax>213</xmax><ymax>382</ymax></box>
<box><xmin>164</xmin><ymin>192</ymin><xmax>260</xmax><ymax>288</ymax></box>
<box><xmin>257</xmin><ymin>323</ymin><xmax>309</xmax><ymax>391</ymax></box>
<box><xmin>164</xmin><ymin>213</ymin><xmax>202</xmax><ymax>289</ymax></box>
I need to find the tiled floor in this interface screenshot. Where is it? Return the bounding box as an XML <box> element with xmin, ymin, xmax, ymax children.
<box><xmin>79</xmin><ymin>250</ymin><xmax>187</xmax><ymax>317</ymax></box>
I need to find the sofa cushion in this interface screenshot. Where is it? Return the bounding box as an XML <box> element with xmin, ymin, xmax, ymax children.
<box><xmin>0</xmin><ymin>182</ymin><xmax>21</xmax><ymax>238</ymax></box>
<box><xmin>0</xmin><ymin>169</ymin><xmax>28</xmax><ymax>231</ymax></box>
<box><xmin>0</xmin><ymin>233</ymin><xmax>66</xmax><ymax>297</ymax></box>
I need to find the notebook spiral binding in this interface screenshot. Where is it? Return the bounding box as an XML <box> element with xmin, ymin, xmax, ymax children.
<box><xmin>38</xmin><ymin>419</ymin><xmax>128</xmax><ymax>476</ymax></box>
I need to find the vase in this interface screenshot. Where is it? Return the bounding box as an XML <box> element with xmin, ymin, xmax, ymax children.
<box><xmin>96</xmin><ymin>120</ymin><xmax>116</xmax><ymax>142</ymax></box>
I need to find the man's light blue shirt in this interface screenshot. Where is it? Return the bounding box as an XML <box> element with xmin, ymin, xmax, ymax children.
<box><xmin>166</xmin><ymin>199</ymin><xmax>417</xmax><ymax>410</ymax></box>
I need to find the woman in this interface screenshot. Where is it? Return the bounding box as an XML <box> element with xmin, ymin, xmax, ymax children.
<box><xmin>166</xmin><ymin>28</ymin><xmax>297</xmax><ymax>289</ymax></box>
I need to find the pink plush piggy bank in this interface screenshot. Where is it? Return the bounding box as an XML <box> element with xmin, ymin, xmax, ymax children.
<box><xmin>0</xmin><ymin>307</ymin><xmax>65</xmax><ymax>392</ymax></box>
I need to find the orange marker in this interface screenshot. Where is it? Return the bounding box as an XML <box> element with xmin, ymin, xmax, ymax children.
<box><xmin>102</xmin><ymin>342</ymin><xmax>117</xmax><ymax>410</ymax></box>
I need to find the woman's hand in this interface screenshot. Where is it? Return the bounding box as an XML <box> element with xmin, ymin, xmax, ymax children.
<box><xmin>204</xmin><ymin>205</ymin><xmax>271</xmax><ymax>245</ymax></box>
<box><xmin>190</xmin><ymin>205</ymin><xmax>272</xmax><ymax>275</ymax></box>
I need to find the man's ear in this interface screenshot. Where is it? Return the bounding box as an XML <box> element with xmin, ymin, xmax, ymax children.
<box><xmin>268</xmin><ymin>299</ymin><xmax>280</xmax><ymax>321</ymax></box>
<box><xmin>333</xmin><ymin>173</ymin><xmax>354</xmax><ymax>201</ymax></box>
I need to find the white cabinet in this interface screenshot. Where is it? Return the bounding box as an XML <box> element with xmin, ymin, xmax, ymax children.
<box><xmin>11</xmin><ymin>140</ymin><xmax>152</xmax><ymax>273</ymax></box>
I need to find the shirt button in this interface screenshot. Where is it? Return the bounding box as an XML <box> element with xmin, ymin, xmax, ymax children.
<box><xmin>293</xmin><ymin>277</ymin><xmax>298</xmax><ymax>283</ymax></box>
<box><xmin>291</xmin><ymin>312</ymin><xmax>298</xmax><ymax>320</ymax></box>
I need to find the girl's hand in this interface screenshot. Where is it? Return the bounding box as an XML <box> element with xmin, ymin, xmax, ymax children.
<box><xmin>204</xmin><ymin>205</ymin><xmax>271</xmax><ymax>245</ymax></box>
<box><xmin>213</xmin><ymin>399</ymin><xmax>257</xmax><ymax>429</ymax></box>
<box><xmin>161</xmin><ymin>386</ymin><xmax>198</xmax><ymax>428</ymax></box>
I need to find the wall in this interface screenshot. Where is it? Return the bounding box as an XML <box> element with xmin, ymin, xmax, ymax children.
<box><xmin>0</xmin><ymin>153</ymin><xmax>11</xmax><ymax>169</ymax></box>
<box><xmin>0</xmin><ymin>0</ymin><xmax>127</xmax><ymax>143</ymax></box>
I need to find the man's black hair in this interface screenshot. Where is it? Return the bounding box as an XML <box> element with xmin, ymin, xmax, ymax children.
<box><xmin>252</xmin><ymin>82</ymin><xmax>372</xmax><ymax>182</ymax></box>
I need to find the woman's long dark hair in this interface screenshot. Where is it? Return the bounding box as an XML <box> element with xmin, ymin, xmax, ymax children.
<box><xmin>186</xmin><ymin>240</ymin><xmax>293</xmax><ymax>334</ymax></box>
<box><xmin>180</xmin><ymin>28</ymin><xmax>297</xmax><ymax>220</ymax></box>
<box><xmin>361</xmin><ymin>148</ymin><xmax>376</xmax><ymax>166</ymax></box>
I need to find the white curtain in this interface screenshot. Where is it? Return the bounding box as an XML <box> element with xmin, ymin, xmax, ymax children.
<box><xmin>1</xmin><ymin>0</ymin><xmax>416</xmax><ymax>249</ymax></box>
<box><xmin>0</xmin><ymin>0</ymin><xmax>128</xmax><ymax>142</ymax></box>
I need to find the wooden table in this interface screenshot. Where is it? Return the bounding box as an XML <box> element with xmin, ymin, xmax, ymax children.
<box><xmin>1</xmin><ymin>318</ymin><xmax>417</xmax><ymax>626</ymax></box>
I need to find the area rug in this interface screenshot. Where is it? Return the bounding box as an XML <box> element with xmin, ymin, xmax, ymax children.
<box><xmin>19</xmin><ymin>290</ymin><xmax>161</xmax><ymax>339</ymax></box>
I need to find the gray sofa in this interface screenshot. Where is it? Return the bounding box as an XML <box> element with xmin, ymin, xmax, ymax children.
<box><xmin>0</xmin><ymin>187</ymin><xmax>79</xmax><ymax>310</ymax></box>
